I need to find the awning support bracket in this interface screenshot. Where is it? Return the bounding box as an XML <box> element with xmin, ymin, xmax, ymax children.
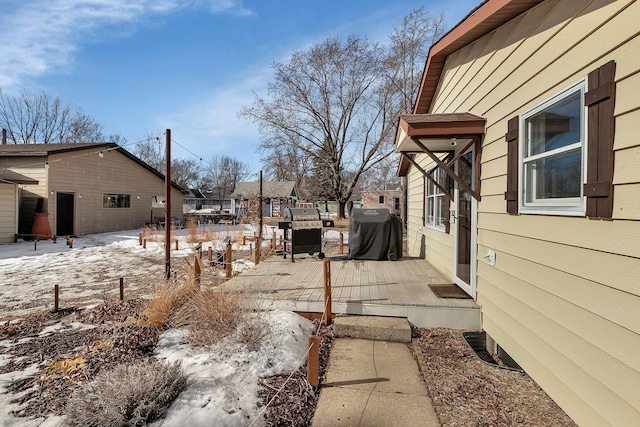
<box><xmin>401</xmin><ymin>153</ymin><xmax>453</xmax><ymax>199</ymax></box>
<box><xmin>409</xmin><ymin>137</ymin><xmax>481</xmax><ymax>201</ymax></box>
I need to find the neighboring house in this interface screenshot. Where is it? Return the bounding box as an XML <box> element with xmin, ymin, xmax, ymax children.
<box><xmin>0</xmin><ymin>143</ymin><xmax>186</xmax><ymax>237</ymax></box>
<box><xmin>361</xmin><ymin>186</ymin><xmax>402</xmax><ymax>215</ymax></box>
<box><xmin>395</xmin><ymin>1</ymin><xmax>639</xmax><ymax>425</ymax></box>
<box><xmin>230</xmin><ymin>181</ymin><xmax>298</xmax><ymax>217</ymax></box>
<box><xmin>183</xmin><ymin>188</ymin><xmax>206</xmax><ymax>211</ymax></box>
<box><xmin>184</xmin><ymin>189</ymin><xmax>233</xmax><ymax>213</ymax></box>
<box><xmin>0</xmin><ymin>170</ymin><xmax>38</xmax><ymax>243</ymax></box>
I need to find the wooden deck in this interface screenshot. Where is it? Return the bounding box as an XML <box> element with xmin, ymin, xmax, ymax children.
<box><xmin>222</xmin><ymin>254</ymin><xmax>481</xmax><ymax>329</ymax></box>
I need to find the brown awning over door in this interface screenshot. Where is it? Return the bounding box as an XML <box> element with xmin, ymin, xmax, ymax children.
<box><xmin>395</xmin><ymin>112</ymin><xmax>485</xmax><ymax>201</ymax></box>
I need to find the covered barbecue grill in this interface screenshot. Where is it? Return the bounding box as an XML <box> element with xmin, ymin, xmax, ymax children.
<box><xmin>278</xmin><ymin>208</ymin><xmax>333</xmax><ymax>262</ymax></box>
<box><xmin>348</xmin><ymin>208</ymin><xmax>403</xmax><ymax>261</ymax></box>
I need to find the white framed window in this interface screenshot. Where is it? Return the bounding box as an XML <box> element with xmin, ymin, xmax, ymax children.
<box><xmin>425</xmin><ymin>167</ymin><xmax>447</xmax><ymax>231</ymax></box>
<box><xmin>520</xmin><ymin>80</ymin><xmax>586</xmax><ymax>215</ymax></box>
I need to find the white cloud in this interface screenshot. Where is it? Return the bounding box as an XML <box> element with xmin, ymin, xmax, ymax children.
<box><xmin>0</xmin><ymin>0</ymin><xmax>253</xmax><ymax>90</ymax></box>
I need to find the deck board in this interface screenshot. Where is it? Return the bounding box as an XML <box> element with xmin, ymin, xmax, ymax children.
<box><xmin>222</xmin><ymin>254</ymin><xmax>481</xmax><ymax>329</ymax></box>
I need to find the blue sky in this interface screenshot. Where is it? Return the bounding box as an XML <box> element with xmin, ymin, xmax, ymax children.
<box><xmin>0</xmin><ymin>0</ymin><xmax>480</xmax><ymax>174</ymax></box>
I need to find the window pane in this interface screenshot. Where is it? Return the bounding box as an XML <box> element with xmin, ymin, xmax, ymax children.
<box><xmin>525</xmin><ymin>90</ymin><xmax>581</xmax><ymax>157</ymax></box>
<box><xmin>426</xmin><ymin>197</ymin><xmax>434</xmax><ymax>226</ymax></box>
<box><xmin>427</xmin><ymin>177</ymin><xmax>435</xmax><ymax>195</ymax></box>
<box><xmin>525</xmin><ymin>149</ymin><xmax>582</xmax><ymax>202</ymax></box>
<box><xmin>435</xmin><ymin>195</ymin><xmax>446</xmax><ymax>228</ymax></box>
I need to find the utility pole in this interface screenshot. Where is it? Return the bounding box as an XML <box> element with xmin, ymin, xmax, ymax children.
<box><xmin>258</xmin><ymin>170</ymin><xmax>263</xmax><ymax>261</ymax></box>
<box><xmin>165</xmin><ymin>129</ymin><xmax>171</xmax><ymax>279</ymax></box>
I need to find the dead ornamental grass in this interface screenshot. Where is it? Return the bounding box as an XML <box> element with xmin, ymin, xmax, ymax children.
<box><xmin>142</xmin><ymin>279</ymin><xmax>270</xmax><ymax>351</ymax></box>
<box><xmin>142</xmin><ymin>279</ymin><xmax>197</xmax><ymax>328</ymax></box>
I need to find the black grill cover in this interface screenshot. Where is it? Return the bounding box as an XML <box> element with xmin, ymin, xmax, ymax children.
<box><xmin>348</xmin><ymin>208</ymin><xmax>403</xmax><ymax>261</ymax></box>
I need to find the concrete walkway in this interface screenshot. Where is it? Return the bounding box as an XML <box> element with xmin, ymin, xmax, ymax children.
<box><xmin>311</xmin><ymin>338</ymin><xmax>439</xmax><ymax>427</ymax></box>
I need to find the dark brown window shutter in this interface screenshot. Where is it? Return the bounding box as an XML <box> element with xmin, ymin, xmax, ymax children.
<box><xmin>504</xmin><ymin>116</ymin><xmax>519</xmax><ymax>214</ymax></box>
<box><xmin>585</xmin><ymin>60</ymin><xmax>616</xmax><ymax>219</ymax></box>
<box><xmin>444</xmin><ymin>194</ymin><xmax>451</xmax><ymax>234</ymax></box>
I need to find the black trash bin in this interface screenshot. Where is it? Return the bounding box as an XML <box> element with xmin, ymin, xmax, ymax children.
<box><xmin>348</xmin><ymin>208</ymin><xmax>403</xmax><ymax>261</ymax></box>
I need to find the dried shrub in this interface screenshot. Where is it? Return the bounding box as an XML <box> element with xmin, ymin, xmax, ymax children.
<box><xmin>142</xmin><ymin>280</ymin><xmax>196</xmax><ymax>328</ymax></box>
<box><xmin>186</xmin><ymin>218</ymin><xmax>202</xmax><ymax>245</ymax></box>
<box><xmin>172</xmin><ymin>290</ymin><xmax>270</xmax><ymax>350</ymax></box>
<box><xmin>204</xmin><ymin>227</ymin><xmax>217</xmax><ymax>244</ymax></box>
<box><xmin>65</xmin><ymin>359</ymin><xmax>186</xmax><ymax>427</ymax></box>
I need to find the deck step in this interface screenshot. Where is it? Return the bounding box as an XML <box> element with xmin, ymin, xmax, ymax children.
<box><xmin>334</xmin><ymin>315</ymin><xmax>411</xmax><ymax>343</ymax></box>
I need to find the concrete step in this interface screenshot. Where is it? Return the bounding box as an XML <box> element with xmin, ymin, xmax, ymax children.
<box><xmin>333</xmin><ymin>315</ymin><xmax>412</xmax><ymax>343</ymax></box>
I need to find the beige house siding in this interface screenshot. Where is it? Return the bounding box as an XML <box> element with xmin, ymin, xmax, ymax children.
<box><xmin>405</xmin><ymin>155</ymin><xmax>454</xmax><ymax>279</ymax></box>
<box><xmin>361</xmin><ymin>190</ymin><xmax>401</xmax><ymax>214</ymax></box>
<box><xmin>1</xmin><ymin>146</ymin><xmax>184</xmax><ymax>236</ymax></box>
<box><xmin>0</xmin><ymin>157</ymin><xmax>49</xmax><ymax>211</ymax></box>
<box><xmin>47</xmin><ymin>150</ymin><xmax>183</xmax><ymax>235</ymax></box>
<box><xmin>0</xmin><ymin>183</ymin><xmax>18</xmax><ymax>243</ymax></box>
<box><xmin>404</xmin><ymin>1</ymin><xmax>640</xmax><ymax>425</ymax></box>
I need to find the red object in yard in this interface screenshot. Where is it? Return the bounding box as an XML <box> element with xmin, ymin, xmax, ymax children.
<box><xmin>31</xmin><ymin>213</ymin><xmax>52</xmax><ymax>239</ymax></box>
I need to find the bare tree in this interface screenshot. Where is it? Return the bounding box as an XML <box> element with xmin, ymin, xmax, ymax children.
<box><xmin>241</xmin><ymin>36</ymin><xmax>398</xmax><ymax>218</ymax></box>
<box><xmin>132</xmin><ymin>131</ymin><xmax>165</xmax><ymax>171</ymax></box>
<box><xmin>171</xmin><ymin>158</ymin><xmax>200</xmax><ymax>189</ymax></box>
<box><xmin>200</xmin><ymin>155</ymin><xmax>251</xmax><ymax>210</ymax></box>
<box><xmin>386</xmin><ymin>7</ymin><xmax>446</xmax><ymax>224</ymax></box>
<box><xmin>132</xmin><ymin>131</ymin><xmax>201</xmax><ymax>189</ymax></box>
<box><xmin>0</xmin><ymin>88</ymin><xmax>122</xmax><ymax>144</ymax></box>
<box><xmin>65</xmin><ymin>108</ymin><xmax>105</xmax><ymax>143</ymax></box>
<box><xmin>241</xmin><ymin>9</ymin><xmax>446</xmax><ymax>218</ymax></box>
<box><xmin>259</xmin><ymin>134</ymin><xmax>311</xmax><ymax>197</ymax></box>
<box><xmin>387</xmin><ymin>6</ymin><xmax>446</xmax><ymax>115</ymax></box>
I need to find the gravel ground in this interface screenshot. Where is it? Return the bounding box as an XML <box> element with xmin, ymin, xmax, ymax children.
<box><xmin>411</xmin><ymin>328</ymin><xmax>577</xmax><ymax>427</ymax></box>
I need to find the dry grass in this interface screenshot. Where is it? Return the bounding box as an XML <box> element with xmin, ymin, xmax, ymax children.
<box><xmin>141</xmin><ymin>277</ymin><xmax>269</xmax><ymax>350</ymax></box>
<box><xmin>172</xmin><ymin>289</ymin><xmax>270</xmax><ymax>350</ymax></box>
<box><xmin>186</xmin><ymin>218</ymin><xmax>201</xmax><ymax>245</ymax></box>
<box><xmin>141</xmin><ymin>280</ymin><xmax>197</xmax><ymax>328</ymax></box>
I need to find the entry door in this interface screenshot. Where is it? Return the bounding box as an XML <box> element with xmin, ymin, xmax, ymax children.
<box><xmin>453</xmin><ymin>151</ymin><xmax>476</xmax><ymax>297</ymax></box>
<box><xmin>56</xmin><ymin>192</ymin><xmax>74</xmax><ymax>236</ymax></box>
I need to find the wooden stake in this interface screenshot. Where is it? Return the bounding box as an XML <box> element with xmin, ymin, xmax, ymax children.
<box><xmin>68</xmin><ymin>238</ymin><xmax>72</xmax><ymax>249</ymax></box>
<box><xmin>34</xmin><ymin>239</ymin><xmax>37</xmax><ymax>251</ymax></box>
<box><xmin>254</xmin><ymin>240</ymin><xmax>260</xmax><ymax>265</ymax></box>
<box><xmin>307</xmin><ymin>336</ymin><xmax>320</xmax><ymax>388</ymax></box>
<box><xmin>54</xmin><ymin>284</ymin><xmax>59</xmax><ymax>313</ymax></box>
<box><xmin>175</xmin><ymin>239</ymin><xmax>178</xmax><ymax>250</ymax></box>
<box><xmin>339</xmin><ymin>233</ymin><xmax>343</xmax><ymax>254</ymax></box>
<box><xmin>271</xmin><ymin>229</ymin><xmax>276</xmax><ymax>250</ymax></box>
<box><xmin>225</xmin><ymin>242</ymin><xmax>232</xmax><ymax>279</ymax></box>
<box><xmin>243</xmin><ymin>235</ymin><xmax>246</xmax><ymax>245</ymax></box>
<box><xmin>143</xmin><ymin>238</ymin><xmax>146</xmax><ymax>249</ymax></box>
<box><xmin>139</xmin><ymin>233</ymin><xmax>142</xmax><ymax>245</ymax></box>
<box><xmin>119</xmin><ymin>277</ymin><xmax>124</xmax><ymax>301</ymax></box>
<box><xmin>194</xmin><ymin>254</ymin><xmax>203</xmax><ymax>286</ymax></box>
<box><xmin>208</xmin><ymin>247</ymin><xmax>213</xmax><ymax>262</ymax></box>
<box><xmin>323</xmin><ymin>259</ymin><xmax>332</xmax><ymax>326</ymax></box>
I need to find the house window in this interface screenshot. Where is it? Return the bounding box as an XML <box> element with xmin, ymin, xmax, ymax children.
<box><xmin>520</xmin><ymin>80</ymin><xmax>586</xmax><ymax>215</ymax></box>
<box><xmin>103</xmin><ymin>193</ymin><xmax>130</xmax><ymax>208</ymax></box>
<box><xmin>394</xmin><ymin>196</ymin><xmax>400</xmax><ymax>212</ymax></box>
<box><xmin>379</xmin><ymin>195</ymin><xmax>385</xmax><ymax>204</ymax></box>
<box><xmin>425</xmin><ymin>167</ymin><xmax>447</xmax><ymax>230</ymax></box>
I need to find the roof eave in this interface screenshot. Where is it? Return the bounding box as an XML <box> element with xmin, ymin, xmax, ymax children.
<box><xmin>413</xmin><ymin>0</ymin><xmax>545</xmax><ymax>114</ymax></box>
